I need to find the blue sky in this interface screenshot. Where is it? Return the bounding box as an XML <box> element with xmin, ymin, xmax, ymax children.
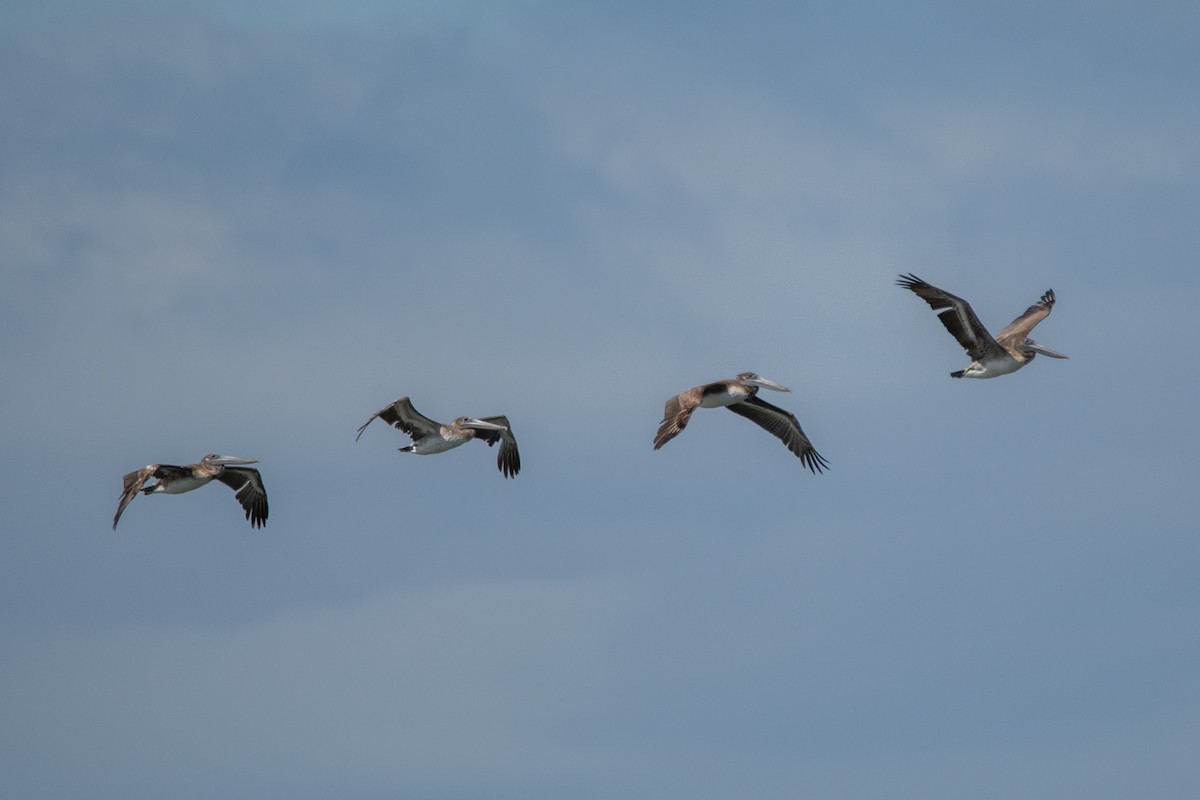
<box><xmin>2</xmin><ymin>2</ymin><xmax>1199</xmax><ymax>798</ymax></box>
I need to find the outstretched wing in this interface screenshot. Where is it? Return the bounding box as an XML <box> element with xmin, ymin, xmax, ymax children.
<box><xmin>897</xmin><ymin>273</ymin><xmax>1004</xmax><ymax>362</ymax></box>
<box><xmin>215</xmin><ymin>467</ymin><xmax>269</xmax><ymax>528</ymax></box>
<box><xmin>653</xmin><ymin>387</ymin><xmax>703</xmax><ymax>450</ymax></box>
<box><xmin>474</xmin><ymin>415</ymin><xmax>521</xmax><ymax>478</ymax></box>
<box><xmin>113</xmin><ymin>465</ymin><xmax>157</xmax><ymax>530</ymax></box>
<box><xmin>356</xmin><ymin>396</ymin><xmax>440</xmax><ymax>442</ymax></box>
<box><xmin>994</xmin><ymin>289</ymin><xmax>1055</xmax><ymax>347</ymax></box>
<box><xmin>725</xmin><ymin>396</ymin><xmax>830</xmax><ymax>474</ymax></box>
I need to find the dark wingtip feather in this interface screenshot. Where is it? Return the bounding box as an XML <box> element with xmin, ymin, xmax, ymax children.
<box><xmin>804</xmin><ymin>449</ymin><xmax>831</xmax><ymax>474</ymax></box>
<box><xmin>896</xmin><ymin>272</ymin><xmax>937</xmax><ymax>293</ymax></box>
<box><xmin>245</xmin><ymin>499</ymin><xmax>268</xmax><ymax>529</ymax></box>
<box><xmin>498</xmin><ymin>448</ymin><xmax>521</xmax><ymax>479</ymax></box>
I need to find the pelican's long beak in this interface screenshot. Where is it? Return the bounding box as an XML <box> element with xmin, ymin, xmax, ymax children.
<box><xmin>211</xmin><ymin>455</ymin><xmax>260</xmax><ymax>466</ymax></box>
<box><xmin>1027</xmin><ymin>340</ymin><xmax>1069</xmax><ymax>359</ymax></box>
<box><xmin>744</xmin><ymin>375</ymin><xmax>792</xmax><ymax>392</ymax></box>
<box><xmin>462</xmin><ymin>418</ymin><xmax>507</xmax><ymax>432</ymax></box>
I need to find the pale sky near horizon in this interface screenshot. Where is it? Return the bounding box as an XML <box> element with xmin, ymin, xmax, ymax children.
<box><xmin>2</xmin><ymin>2</ymin><xmax>1199</xmax><ymax>798</ymax></box>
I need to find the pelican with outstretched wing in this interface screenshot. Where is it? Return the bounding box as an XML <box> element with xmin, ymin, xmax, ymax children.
<box><xmin>356</xmin><ymin>396</ymin><xmax>520</xmax><ymax>478</ymax></box>
<box><xmin>113</xmin><ymin>454</ymin><xmax>268</xmax><ymax>529</ymax></box>
<box><xmin>897</xmin><ymin>274</ymin><xmax>1068</xmax><ymax>378</ymax></box>
<box><xmin>653</xmin><ymin>372</ymin><xmax>829</xmax><ymax>474</ymax></box>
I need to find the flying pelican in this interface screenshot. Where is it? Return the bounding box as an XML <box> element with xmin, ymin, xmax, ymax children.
<box><xmin>356</xmin><ymin>396</ymin><xmax>521</xmax><ymax>478</ymax></box>
<box><xmin>113</xmin><ymin>454</ymin><xmax>268</xmax><ymax>530</ymax></box>
<box><xmin>897</xmin><ymin>274</ymin><xmax>1068</xmax><ymax>378</ymax></box>
<box><xmin>653</xmin><ymin>372</ymin><xmax>829</xmax><ymax>473</ymax></box>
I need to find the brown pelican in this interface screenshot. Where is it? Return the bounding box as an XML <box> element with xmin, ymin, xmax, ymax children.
<box><xmin>897</xmin><ymin>274</ymin><xmax>1068</xmax><ymax>378</ymax></box>
<box><xmin>112</xmin><ymin>454</ymin><xmax>268</xmax><ymax>530</ymax></box>
<box><xmin>356</xmin><ymin>396</ymin><xmax>521</xmax><ymax>478</ymax></box>
<box><xmin>654</xmin><ymin>372</ymin><xmax>829</xmax><ymax>473</ymax></box>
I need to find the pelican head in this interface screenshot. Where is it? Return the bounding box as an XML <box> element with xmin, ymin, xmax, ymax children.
<box><xmin>736</xmin><ymin>372</ymin><xmax>792</xmax><ymax>392</ymax></box>
<box><xmin>1023</xmin><ymin>339</ymin><xmax>1069</xmax><ymax>360</ymax></box>
<box><xmin>201</xmin><ymin>454</ymin><xmax>261</xmax><ymax>467</ymax></box>
<box><xmin>456</xmin><ymin>417</ymin><xmax>508</xmax><ymax>432</ymax></box>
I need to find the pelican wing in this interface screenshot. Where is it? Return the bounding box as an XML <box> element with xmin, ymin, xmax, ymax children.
<box><xmin>215</xmin><ymin>467</ymin><xmax>269</xmax><ymax>528</ymax></box>
<box><xmin>356</xmin><ymin>396</ymin><xmax>440</xmax><ymax>442</ymax></box>
<box><xmin>653</xmin><ymin>387</ymin><xmax>703</xmax><ymax>450</ymax></box>
<box><xmin>897</xmin><ymin>274</ymin><xmax>1004</xmax><ymax>362</ymax></box>
<box><xmin>724</xmin><ymin>396</ymin><xmax>830</xmax><ymax>474</ymax></box>
<box><xmin>113</xmin><ymin>465</ymin><xmax>156</xmax><ymax>530</ymax></box>
<box><xmin>474</xmin><ymin>415</ymin><xmax>521</xmax><ymax>478</ymax></box>
<box><xmin>112</xmin><ymin>463</ymin><xmax>192</xmax><ymax>529</ymax></box>
<box><xmin>994</xmin><ymin>289</ymin><xmax>1055</xmax><ymax>348</ymax></box>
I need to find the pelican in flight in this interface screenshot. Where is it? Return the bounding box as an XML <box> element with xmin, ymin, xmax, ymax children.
<box><xmin>113</xmin><ymin>454</ymin><xmax>268</xmax><ymax>530</ymax></box>
<box><xmin>653</xmin><ymin>372</ymin><xmax>829</xmax><ymax>473</ymax></box>
<box><xmin>897</xmin><ymin>274</ymin><xmax>1068</xmax><ymax>379</ymax></box>
<box><xmin>356</xmin><ymin>396</ymin><xmax>521</xmax><ymax>478</ymax></box>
